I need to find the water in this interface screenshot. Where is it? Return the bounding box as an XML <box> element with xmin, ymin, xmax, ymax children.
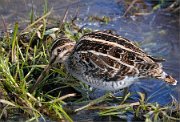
<box><xmin>0</xmin><ymin>0</ymin><xmax>179</xmax><ymax>121</ymax></box>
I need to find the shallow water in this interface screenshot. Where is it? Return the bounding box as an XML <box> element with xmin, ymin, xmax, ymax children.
<box><xmin>0</xmin><ymin>0</ymin><xmax>179</xmax><ymax>121</ymax></box>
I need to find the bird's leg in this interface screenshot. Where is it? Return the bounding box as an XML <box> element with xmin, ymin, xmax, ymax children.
<box><xmin>74</xmin><ymin>91</ymin><xmax>112</xmax><ymax>112</ymax></box>
<box><xmin>108</xmin><ymin>90</ymin><xmax>122</xmax><ymax>102</ymax></box>
<box><xmin>108</xmin><ymin>87</ymin><xmax>129</xmax><ymax>103</ymax></box>
<box><xmin>123</xmin><ymin>87</ymin><xmax>129</xmax><ymax>98</ymax></box>
<box><xmin>85</xmin><ymin>86</ymin><xmax>94</xmax><ymax>100</ymax></box>
<box><xmin>120</xmin><ymin>87</ymin><xmax>129</xmax><ymax>104</ymax></box>
<box><xmin>80</xmin><ymin>85</ymin><xmax>92</xmax><ymax>100</ymax></box>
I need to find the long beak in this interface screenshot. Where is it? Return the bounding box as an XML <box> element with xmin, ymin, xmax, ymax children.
<box><xmin>29</xmin><ymin>57</ymin><xmax>56</xmax><ymax>93</ymax></box>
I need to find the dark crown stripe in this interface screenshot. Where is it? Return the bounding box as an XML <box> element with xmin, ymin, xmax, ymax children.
<box><xmin>51</xmin><ymin>37</ymin><xmax>73</xmax><ymax>53</ymax></box>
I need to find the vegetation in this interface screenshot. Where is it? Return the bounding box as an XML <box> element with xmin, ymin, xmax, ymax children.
<box><xmin>0</xmin><ymin>0</ymin><xmax>179</xmax><ymax>121</ymax></box>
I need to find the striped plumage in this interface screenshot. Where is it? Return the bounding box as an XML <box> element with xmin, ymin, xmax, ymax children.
<box><xmin>50</xmin><ymin>31</ymin><xmax>177</xmax><ymax>91</ymax></box>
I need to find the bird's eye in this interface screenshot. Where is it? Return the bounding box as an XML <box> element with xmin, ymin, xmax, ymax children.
<box><xmin>57</xmin><ymin>49</ymin><xmax>62</xmax><ymax>53</ymax></box>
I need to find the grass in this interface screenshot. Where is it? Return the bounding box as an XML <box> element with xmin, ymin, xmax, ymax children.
<box><xmin>0</xmin><ymin>1</ymin><xmax>180</xmax><ymax>122</ymax></box>
<box><xmin>98</xmin><ymin>93</ymin><xmax>180</xmax><ymax>122</ymax></box>
<box><xmin>0</xmin><ymin>9</ymin><xmax>75</xmax><ymax>121</ymax></box>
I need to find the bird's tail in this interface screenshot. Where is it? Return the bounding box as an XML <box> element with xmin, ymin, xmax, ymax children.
<box><xmin>159</xmin><ymin>72</ymin><xmax>177</xmax><ymax>85</ymax></box>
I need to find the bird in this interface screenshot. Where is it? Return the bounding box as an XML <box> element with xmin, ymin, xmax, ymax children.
<box><xmin>30</xmin><ymin>30</ymin><xmax>177</xmax><ymax>93</ymax></box>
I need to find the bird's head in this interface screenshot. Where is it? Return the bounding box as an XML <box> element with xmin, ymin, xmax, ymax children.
<box><xmin>50</xmin><ymin>37</ymin><xmax>75</xmax><ymax>64</ymax></box>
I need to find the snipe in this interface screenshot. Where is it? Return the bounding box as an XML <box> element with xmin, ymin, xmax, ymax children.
<box><xmin>30</xmin><ymin>31</ymin><xmax>177</xmax><ymax>93</ymax></box>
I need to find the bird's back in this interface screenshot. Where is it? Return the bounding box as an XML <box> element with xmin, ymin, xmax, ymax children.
<box><xmin>65</xmin><ymin>31</ymin><xmax>177</xmax><ymax>91</ymax></box>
